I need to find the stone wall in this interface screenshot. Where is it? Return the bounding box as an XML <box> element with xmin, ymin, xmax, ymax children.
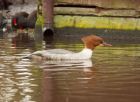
<box><xmin>10</xmin><ymin>0</ymin><xmax>37</xmax><ymax>5</ymax></box>
<box><xmin>56</xmin><ymin>0</ymin><xmax>140</xmax><ymax>10</ymax></box>
<box><xmin>55</xmin><ymin>0</ymin><xmax>140</xmax><ymax>17</ymax></box>
<box><xmin>9</xmin><ymin>0</ymin><xmax>37</xmax><ymax>14</ymax></box>
<box><xmin>2</xmin><ymin>0</ymin><xmax>140</xmax><ymax>30</ymax></box>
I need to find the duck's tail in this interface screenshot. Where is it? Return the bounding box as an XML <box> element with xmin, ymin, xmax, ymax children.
<box><xmin>20</xmin><ymin>54</ymin><xmax>32</xmax><ymax>59</ymax></box>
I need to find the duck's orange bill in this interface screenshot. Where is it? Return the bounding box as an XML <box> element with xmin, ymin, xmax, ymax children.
<box><xmin>99</xmin><ymin>42</ymin><xmax>112</xmax><ymax>47</ymax></box>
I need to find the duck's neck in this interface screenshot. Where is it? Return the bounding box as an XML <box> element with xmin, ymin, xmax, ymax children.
<box><xmin>79</xmin><ymin>48</ymin><xmax>93</xmax><ymax>59</ymax></box>
<box><xmin>81</xmin><ymin>48</ymin><xmax>93</xmax><ymax>52</ymax></box>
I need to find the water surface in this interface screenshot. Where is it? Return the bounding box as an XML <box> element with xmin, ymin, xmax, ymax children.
<box><xmin>0</xmin><ymin>29</ymin><xmax>140</xmax><ymax>102</ymax></box>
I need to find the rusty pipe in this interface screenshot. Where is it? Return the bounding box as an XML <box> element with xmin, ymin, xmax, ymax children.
<box><xmin>42</xmin><ymin>0</ymin><xmax>54</xmax><ymax>36</ymax></box>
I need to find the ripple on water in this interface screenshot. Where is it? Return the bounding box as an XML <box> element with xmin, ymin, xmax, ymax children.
<box><xmin>0</xmin><ymin>32</ymin><xmax>140</xmax><ymax>102</ymax></box>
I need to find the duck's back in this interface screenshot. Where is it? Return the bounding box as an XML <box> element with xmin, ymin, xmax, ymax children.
<box><xmin>46</xmin><ymin>49</ymin><xmax>74</xmax><ymax>54</ymax></box>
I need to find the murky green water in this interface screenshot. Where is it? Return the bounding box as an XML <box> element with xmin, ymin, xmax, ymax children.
<box><xmin>0</xmin><ymin>29</ymin><xmax>140</xmax><ymax>102</ymax></box>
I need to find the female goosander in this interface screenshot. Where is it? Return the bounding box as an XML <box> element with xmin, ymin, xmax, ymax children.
<box><xmin>28</xmin><ymin>35</ymin><xmax>112</xmax><ymax>60</ymax></box>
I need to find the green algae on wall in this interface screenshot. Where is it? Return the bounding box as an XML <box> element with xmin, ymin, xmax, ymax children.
<box><xmin>54</xmin><ymin>15</ymin><xmax>75</xmax><ymax>28</ymax></box>
<box><xmin>36</xmin><ymin>14</ymin><xmax>44</xmax><ymax>27</ymax></box>
<box><xmin>54</xmin><ymin>15</ymin><xmax>140</xmax><ymax>30</ymax></box>
<box><xmin>35</xmin><ymin>14</ymin><xmax>140</xmax><ymax>30</ymax></box>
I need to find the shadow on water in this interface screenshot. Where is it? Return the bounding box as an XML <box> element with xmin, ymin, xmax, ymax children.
<box><xmin>0</xmin><ymin>28</ymin><xmax>140</xmax><ymax>102</ymax></box>
<box><xmin>55</xmin><ymin>28</ymin><xmax>140</xmax><ymax>45</ymax></box>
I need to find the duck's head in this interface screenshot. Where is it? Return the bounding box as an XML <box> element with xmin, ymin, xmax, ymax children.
<box><xmin>81</xmin><ymin>35</ymin><xmax>112</xmax><ymax>50</ymax></box>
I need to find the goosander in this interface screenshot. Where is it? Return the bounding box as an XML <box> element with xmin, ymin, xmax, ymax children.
<box><xmin>27</xmin><ymin>35</ymin><xmax>112</xmax><ymax>60</ymax></box>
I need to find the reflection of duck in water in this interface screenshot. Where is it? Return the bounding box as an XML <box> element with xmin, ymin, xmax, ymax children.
<box><xmin>26</xmin><ymin>35</ymin><xmax>112</xmax><ymax>60</ymax></box>
<box><xmin>40</xmin><ymin>59</ymin><xmax>93</xmax><ymax>72</ymax></box>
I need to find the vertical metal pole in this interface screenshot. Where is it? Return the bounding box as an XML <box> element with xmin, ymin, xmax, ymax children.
<box><xmin>42</xmin><ymin>0</ymin><xmax>54</xmax><ymax>36</ymax></box>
